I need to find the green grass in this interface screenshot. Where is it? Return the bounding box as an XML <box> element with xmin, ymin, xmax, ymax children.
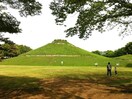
<box><xmin>0</xmin><ymin>65</ymin><xmax>131</xmax><ymax>85</ymax></box>
<box><xmin>0</xmin><ymin>55</ymin><xmax>131</xmax><ymax>66</ymax></box>
<box><xmin>24</xmin><ymin>42</ymin><xmax>93</xmax><ymax>55</ymax></box>
<box><xmin>0</xmin><ymin>55</ymin><xmax>110</xmax><ymax>66</ymax></box>
<box><xmin>114</xmin><ymin>54</ymin><xmax>132</xmax><ymax>67</ymax></box>
<box><xmin>0</xmin><ymin>65</ymin><xmax>131</xmax><ymax>96</ymax></box>
<box><xmin>0</xmin><ymin>39</ymin><xmax>131</xmax><ymax>66</ymax></box>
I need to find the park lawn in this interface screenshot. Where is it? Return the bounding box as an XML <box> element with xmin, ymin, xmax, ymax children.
<box><xmin>0</xmin><ymin>65</ymin><xmax>131</xmax><ymax>84</ymax></box>
<box><xmin>0</xmin><ymin>65</ymin><xmax>131</xmax><ymax>98</ymax></box>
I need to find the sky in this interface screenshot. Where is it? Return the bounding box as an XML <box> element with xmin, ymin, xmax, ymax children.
<box><xmin>5</xmin><ymin>0</ymin><xmax>132</xmax><ymax>52</ymax></box>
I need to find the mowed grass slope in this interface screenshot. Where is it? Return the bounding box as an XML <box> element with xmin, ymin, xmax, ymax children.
<box><xmin>24</xmin><ymin>40</ymin><xmax>99</xmax><ymax>55</ymax></box>
<box><xmin>0</xmin><ymin>55</ymin><xmax>110</xmax><ymax>66</ymax></box>
<box><xmin>0</xmin><ymin>40</ymin><xmax>131</xmax><ymax>66</ymax></box>
<box><xmin>114</xmin><ymin>54</ymin><xmax>132</xmax><ymax>67</ymax></box>
<box><xmin>0</xmin><ymin>40</ymin><xmax>110</xmax><ymax>66</ymax></box>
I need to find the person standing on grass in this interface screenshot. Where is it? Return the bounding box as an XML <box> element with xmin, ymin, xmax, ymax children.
<box><xmin>107</xmin><ymin>62</ymin><xmax>112</xmax><ymax>76</ymax></box>
<box><xmin>115</xmin><ymin>63</ymin><xmax>119</xmax><ymax>75</ymax></box>
<box><xmin>114</xmin><ymin>66</ymin><xmax>117</xmax><ymax>75</ymax></box>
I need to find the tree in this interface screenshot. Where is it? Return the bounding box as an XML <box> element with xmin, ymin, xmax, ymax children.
<box><xmin>0</xmin><ymin>43</ymin><xmax>19</xmax><ymax>58</ymax></box>
<box><xmin>125</xmin><ymin>42</ymin><xmax>132</xmax><ymax>54</ymax></box>
<box><xmin>92</xmin><ymin>50</ymin><xmax>101</xmax><ymax>55</ymax></box>
<box><xmin>0</xmin><ymin>43</ymin><xmax>32</xmax><ymax>59</ymax></box>
<box><xmin>50</xmin><ymin>0</ymin><xmax>132</xmax><ymax>39</ymax></box>
<box><xmin>17</xmin><ymin>45</ymin><xmax>32</xmax><ymax>54</ymax></box>
<box><xmin>114</xmin><ymin>47</ymin><xmax>126</xmax><ymax>57</ymax></box>
<box><xmin>0</xmin><ymin>0</ymin><xmax>42</xmax><ymax>43</ymax></box>
<box><xmin>103</xmin><ymin>50</ymin><xmax>115</xmax><ymax>57</ymax></box>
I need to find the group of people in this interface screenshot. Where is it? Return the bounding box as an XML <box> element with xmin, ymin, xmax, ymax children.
<box><xmin>107</xmin><ymin>62</ymin><xmax>118</xmax><ymax>76</ymax></box>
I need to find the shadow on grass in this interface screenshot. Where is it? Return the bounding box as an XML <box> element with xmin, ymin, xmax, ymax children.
<box><xmin>53</xmin><ymin>71</ymin><xmax>132</xmax><ymax>93</ymax></box>
<box><xmin>0</xmin><ymin>71</ymin><xmax>131</xmax><ymax>99</ymax></box>
<box><xmin>126</xmin><ymin>63</ymin><xmax>132</xmax><ymax>67</ymax></box>
<box><xmin>39</xmin><ymin>75</ymin><xmax>132</xmax><ymax>99</ymax></box>
<box><xmin>0</xmin><ymin>75</ymin><xmax>42</xmax><ymax>99</ymax></box>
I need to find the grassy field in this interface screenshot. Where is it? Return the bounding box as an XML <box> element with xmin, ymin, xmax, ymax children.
<box><xmin>0</xmin><ymin>65</ymin><xmax>131</xmax><ymax>84</ymax></box>
<box><xmin>0</xmin><ymin>65</ymin><xmax>132</xmax><ymax>98</ymax></box>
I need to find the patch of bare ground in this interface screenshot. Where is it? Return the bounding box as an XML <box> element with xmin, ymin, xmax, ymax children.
<box><xmin>0</xmin><ymin>78</ymin><xmax>132</xmax><ymax>99</ymax></box>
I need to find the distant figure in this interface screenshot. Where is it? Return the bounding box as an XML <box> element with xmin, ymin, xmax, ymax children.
<box><xmin>95</xmin><ymin>63</ymin><xmax>98</xmax><ymax>67</ymax></box>
<box><xmin>114</xmin><ymin>66</ymin><xmax>117</xmax><ymax>75</ymax></box>
<box><xmin>61</xmin><ymin>61</ymin><xmax>63</xmax><ymax>65</ymax></box>
<box><xmin>107</xmin><ymin>62</ymin><xmax>112</xmax><ymax>76</ymax></box>
<box><xmin>115</xmin><ymin>63</ymin><xmax>119</xmax><ymax>75</ymax></box>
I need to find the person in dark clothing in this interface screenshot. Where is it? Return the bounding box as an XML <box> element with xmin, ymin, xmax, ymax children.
<box><xmin>114</xmin><ymin>66</ymin><xmax>117</xmax><ymax>75</ymax></box>
<box><xmin>107</xmin><ymin>62</ymin><xmax>112</xmax><ymax>76</ymax></box>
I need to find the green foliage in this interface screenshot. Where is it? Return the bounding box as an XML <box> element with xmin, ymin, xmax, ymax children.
<box><xmin>114</xmin><ymin>47</ymin><xmax>127</xmax><ymax>57</ymax></box>
<box><xmin>52</xmin><ymin>39</ymin><xmax>68</xmax><ymax>43</ymax></box>
<box><xmin>50</xmin><ymin>0</ymin><xmax>132</xmax><ymax>38</ymax></box>
<box><xmin>0</xmin><ymin>43</ymin><xmax>19</xmax><ymax>58</ymax></box>
<box><xmin>0</xmin><ymin>0</ymin><xmax>42</xmax><ymax>43</ymax></box>
<box><xmin>17</xmin><ymin>45</ymin><xmax>32</xmax><ymax>54</ymax></box>
<box><xmin>92</xmin><ymin>50</ymin><xmax>102</xmax><ymax>55</ymax></box>
<box><xmin>103</xmin><ymin>50</ymin><xmax>115</xmax><ymax>57</ymax></box>
<box><xmin>92</xmin><ymin>42</ymin><xmax>132</xmax><ymax>57</ymax></box>
<box><xmin>0</xmin><ymin>43</ymin><xmax>32</xmax><ymax>59</ymax></box>
<box><xmin>125</xmin><ymin>42</ymin><xmax>132</xmax><ymax>54</ymax></box>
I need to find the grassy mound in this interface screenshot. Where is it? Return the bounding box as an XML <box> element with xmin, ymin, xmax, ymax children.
<box><xmin>0</xmin><ymin>40</ymin><xmax>131</xmax><ymax>66</ymax></box>
<box><xmin>24</xmin><ymin>39</ymin><xmax>96</xmax><ymax>56</ymax></box>
<box><xmin>114</xmin><ymin>54</ymin><xmax>132</xmax><ymax>67</ymax></box>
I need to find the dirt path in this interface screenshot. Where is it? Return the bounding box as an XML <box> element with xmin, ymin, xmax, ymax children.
<box><xmin>0</xmin><ymin>78</ymin><xmax>132</xmax><ymax>99</ymax></box>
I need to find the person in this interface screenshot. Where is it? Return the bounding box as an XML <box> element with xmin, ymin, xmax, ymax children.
<box><xmin>114</xmin><ymin>66</ymin><xmax>117</xmax><ymax>75</ymax></box>
<box><xmin>95</xmin><ymin>63</ymin><xmax>98</xmax><ymax>67</ymax></box>
<box><xmin>61</xmin><ymin>61</ymin><xmax>63</xmax><ymax>65</ymax></box>
<box><xmin>114</xmin><ymin>63</ymin><xmax>119</xmax><ymax>75</ymax></box>
<box><xmin>107</xmin><ymin>62</ymin><xmax>112</xmax><ymax>76</ymax></box>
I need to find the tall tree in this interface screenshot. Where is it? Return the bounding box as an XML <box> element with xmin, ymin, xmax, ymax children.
<box><xmin>0</xmin><ymin>0</ymin><xmax>42</xmax><ymax>43</ymax></box>
<box><xmin>50</xmin><ymin>0</ymin><xmax>132</xmax><ymax>39</ymax></box>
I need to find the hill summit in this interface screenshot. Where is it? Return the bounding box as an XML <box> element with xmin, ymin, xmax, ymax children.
<box><xmin>52</xmin><ymin>39</ymin><xmax>68</xmax><ymax>44</ymax></box>
<box><xmin>24</xmin><ymin>39</ymin><xmax>93</xmax><ymax>56</ymax></box>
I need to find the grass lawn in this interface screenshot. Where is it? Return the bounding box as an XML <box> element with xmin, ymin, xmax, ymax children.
<box><xmin>0</xmin><ymin>65</ymin><xmax>132</xmax><ymax>98</ymax></box>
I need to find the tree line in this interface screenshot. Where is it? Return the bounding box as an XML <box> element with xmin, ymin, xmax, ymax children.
<box><xmin>0</xmin><ymin>43</ymin><xmax>32</xmax><ymax>60</ymax></box>
<box><xmin>92</xmin><ymin>42</ymin><xmax>132</xmax><ymax>57</ymax></box>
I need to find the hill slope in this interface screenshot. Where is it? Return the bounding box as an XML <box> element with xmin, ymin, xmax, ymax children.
<box><xmin>0</xmin><ymin>39</ymin><xmax>130</xmax><ymax>66</ymax></box>
<box><xmin>24</xmin><ymin>39</ymin><xmax>97</xmax><ymax>56</ymax></box>
<box><xmin>114</xmin><ymin>54</ymin><xmax>132</xmax><ymax>67</ymax></box>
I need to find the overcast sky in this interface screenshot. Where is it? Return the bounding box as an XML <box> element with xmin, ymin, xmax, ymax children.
<box><xmin>6</xmin><ymin>0</ymin><xmax>132</xmax><ymax>52</ymax></box>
